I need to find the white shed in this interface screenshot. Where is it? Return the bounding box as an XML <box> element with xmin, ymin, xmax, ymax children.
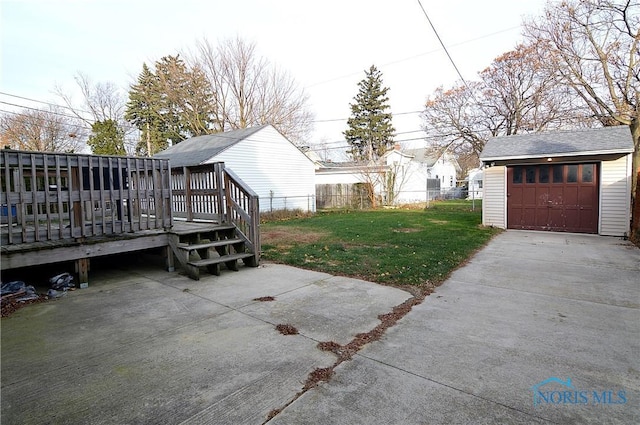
<box><xmin>155</xmin><ymin>125</ymin><xmax>316</xmax><ymax>212</ymax></box>
<box><xmin>479</xmin><ymin>126</ymin><xmax>635</xmax><ymax>236</ymax></box>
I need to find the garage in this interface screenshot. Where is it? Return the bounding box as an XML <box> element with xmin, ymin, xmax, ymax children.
<box><xmin>507</xmin><ymin>163</ymin><xmax>599</xmax><ymax>233</ymax></box>
<box><xmin>480</xmin><ymin>126</ymin><xmax>635</xmax><ymax>237</ymax></box>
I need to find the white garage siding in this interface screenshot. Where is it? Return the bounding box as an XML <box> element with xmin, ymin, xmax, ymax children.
<box><xmin>482</xmin><ymin>166</ymin><xmax>506</xmax><ymax>228</ymax></box>
<box><xmin>207</xmin><ymin>126</ymin><xmax>316</xmax><ymax>213</ymax></box>
<box><xmin>599</xmin><ymin>154</ymin><xmax>632</xmax><ymax>236</ymax></box>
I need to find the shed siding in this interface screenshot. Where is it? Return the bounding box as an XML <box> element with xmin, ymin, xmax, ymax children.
<box><xmin>599</xmin><ymin>154</ymin><xmax>632</xmax><ymax>236</ymax></box>
<box><xmin>483</xmin><ymin>166</ymin><xmax>506</xmax><ymax>228</ymax></box>
<box><xmin>207</xmin><ymin>126</ymin><xmax>316</xmax><ymax>212</ymax></box>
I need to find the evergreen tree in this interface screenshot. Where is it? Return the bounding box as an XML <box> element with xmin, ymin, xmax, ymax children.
<box><xmin>344</xmin><ymin>65</ymin><xmax>395</xmax><ymax>161</ymax></box>
<box><xmin>154</xmin><ymin>55</ymin><xmax>217</xmax><ymax>143</ymax></box>
<box><xmin>126</xmin><ymin>57</ymin><xmax>217</xmax><ymax>155</ymax></box>
<box><xmin>154</xmin><ymin>55</ymin><xmax>188</xmax><ymax>146</ymax></box>
<box><xmin>125</xmin><ymin>63</ymin><xmax>167</xmax><ymax>155</ymax></box>
<box><xmin>87</xmin><ymin>119</ymin><xmax>125</xmax><ymax>155</ymax></box>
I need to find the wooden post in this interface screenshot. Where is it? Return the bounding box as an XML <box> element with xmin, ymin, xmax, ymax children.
<box><xmin>166</xmin><ymin>245</ymin><xmax>175</xmax><ymax>272</ymax></box>
<box><xmin>75</xmin><ymin>258</ymin><xmax>90</xmax><ymax>288</ymax></box>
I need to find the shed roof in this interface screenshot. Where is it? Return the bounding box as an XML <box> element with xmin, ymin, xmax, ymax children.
<box><xmin>154</xmin><ymin>125</ymin><xmax>268</xmax><ymax>167</ymax></box>
<box><xmin>480</xmin><ymin>126</ymin><xmax>634</xmax><ymax>161</ymax></box>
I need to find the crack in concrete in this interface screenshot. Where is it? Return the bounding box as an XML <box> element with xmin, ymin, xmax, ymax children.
<box><xmin>262</xmin><ymin>290</ymin><xmax>430</xmax><ymax>424</ymax></box>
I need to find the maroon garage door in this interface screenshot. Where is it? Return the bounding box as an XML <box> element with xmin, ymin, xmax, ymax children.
<box><xmin>507</xmin><ymin>163</ymin><xmax>599</xmax><ymax>233</ymax></box>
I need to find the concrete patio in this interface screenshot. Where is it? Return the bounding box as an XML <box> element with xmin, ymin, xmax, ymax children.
<box><xmin>2</xmin><ymin>230</ymin><xmax>639</xmax><ymax>424</ymax></box>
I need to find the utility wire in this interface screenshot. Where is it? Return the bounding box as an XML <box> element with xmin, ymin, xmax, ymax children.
<box><xmin>0</xmin><ymin>91</ymin><xmax>68</xmax><ymax>110</ymax></box>
<box><xmin>304</xmin><ymin>25</ymin><xmax>521</xmax><ymax>89</ymax></box>
<box><xmin>0</xmin><ymin>100</ymin><xmax>90</xmax><ymax>122</ymax></box>
<box><xmin>415</xmin><ymin>0</ymin><xmax>473</xmax><ymax>93</ymax></box>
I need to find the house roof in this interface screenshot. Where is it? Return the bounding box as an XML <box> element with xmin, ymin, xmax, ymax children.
<box><xmin>153</xmin><ymin>125</ymin><xmax>268</xmax><ymax>167</ymax></box>
<box><xmin>403</xmin><ymin>149</ymin><xmax>439</xmax><ymax>166</ymax></box>
<box><xmin>480</xmin><ymin>126</ymin><xmax>634</xmax><ymax>161</ymax></box>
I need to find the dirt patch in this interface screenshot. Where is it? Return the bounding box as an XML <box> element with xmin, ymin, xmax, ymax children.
<box><xmin>266</xmin><ymin>409</ymin><xmax>281</xmax><ymax>421</ymax></box>
<box><xmin>317</xmin><ymin>341</ymin><xmax>341</xmax><ymax>353</ymax></box>
<box><xmin>427</xmin><ymin>219</ymin><xmax>449</xmax><ymax>225</ymax></box>
<box><xmin>275</xmin><ymin>324</ymin><xmax>299</xmax><ymax>335</ymax></box>
<box><xmin>392</xmin><ymin>227</ymin><xmax>422</xmax><ymax>233</ymax></box>
<box><xmin>261</xmin><ymin>226</ymin><xmax>329</xmax><ymax>248</ymax></box>
<box><xmin>1</xmin><ymin>296</ymin><xmax>47</xmax><ymax>318</ymax></box>
<box><xmin>253</xmin><ymin>296</ymin><xmax>275</xmax><ymax>302</ymax></box>
<box><xmin>302</xmin><ymin>367</ymin><xmax>334</xmax><ymax>390</ymax></box>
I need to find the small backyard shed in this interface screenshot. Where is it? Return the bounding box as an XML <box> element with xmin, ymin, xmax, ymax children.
<box><xmin>480</xmin><ymin>126</ymin><xmax>635</xmax><ymax>236</ymax></box>
<box><xmin>155</xmin><ymin>125</ymin><xmax>316</xmax><ymax>213</ymax></box>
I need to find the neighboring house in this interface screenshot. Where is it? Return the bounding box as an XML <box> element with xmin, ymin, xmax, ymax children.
<box><xmin>155</xmin><ymin>125</ymin><xmax>316</xmax><ymax>213</ymax></box>
<box><xmin>399</xmin><ymin>148</ymin><xmax>461</xmax><ymax>199</ymax></box>
<box><xmin>313</xmin><ymin>145</ymin><xmax>461</xmax><ymax>206</ymax></box>
<box><xmin>466</xmin><ymin>168</ymin><xmax>483</xmax><ymax>199</ymax></box>
<box><xmin>479</xmin><ymin>126</ymin><xmax>634</xmax><ymax>236</ymax></box>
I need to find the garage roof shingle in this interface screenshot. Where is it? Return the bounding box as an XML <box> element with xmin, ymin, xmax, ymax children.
<box><xmin>480</xmin><ymin>126</ymin><xmax>634</xmax><ymax>161</ymax></box>
<box><xmin>153</xmin><ymin>125</ymin><xmax>267</xmax><ymax>167</ymax></box>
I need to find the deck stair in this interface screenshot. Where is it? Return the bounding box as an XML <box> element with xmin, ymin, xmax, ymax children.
<box><xmin>169</xmin><ymin>223</ymin><xmax>258</xmax><ymax>280</ymax></box>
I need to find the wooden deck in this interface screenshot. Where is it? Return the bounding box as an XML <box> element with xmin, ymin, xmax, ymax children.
<box><xmin>1</xmin><ymin>151</ymin><xmax>260</xmax><ymax>283</ymax></box>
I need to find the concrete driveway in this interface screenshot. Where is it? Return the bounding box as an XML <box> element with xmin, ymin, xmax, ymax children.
<box><xmin>2</xmin><ymin>230</ymin><xmax>639</xmax><ymax>424</ymax></box>
<box><xmin>272</xmin><ymin>231</ymin><xmax>640</xmax><ymax>425</ymax></box>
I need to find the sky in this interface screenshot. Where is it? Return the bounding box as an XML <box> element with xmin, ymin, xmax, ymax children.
<box><xmin>0</xmin><ymin>0</ymin><xmax>549</xmax><ymax>157</ymax></box>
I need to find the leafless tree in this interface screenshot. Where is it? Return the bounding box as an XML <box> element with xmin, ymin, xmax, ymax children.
<box><xmin>422</xmin><ymin>82</ymin><xmax>487</xmax><ymax>159</ymax></box>
<box><xmin>524</xmin><ymin>0</ymin><xmax>640</xmax><ymax>240</ymax></box>
<box><xmin>422</xmin><ymin>42</ymin><xmax>592</xmax><ymax>163</ymax></box>
<box><xmin>189</xmin><ymin>36</ymin><xmax>314</xmax><ymax>145</ymax></box>
<box><xmin>55</xmin><ymin>73</ymin><xmax>136</xmax><ymax>154</ymax></box>
<box><xmin>0</xmin><ymin>107</ymin><xmax>86</xmax><ymax>152</ymax></box>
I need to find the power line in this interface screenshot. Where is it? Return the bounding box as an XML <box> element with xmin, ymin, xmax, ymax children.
<box><xmin>415</xmin><ymin>0</ymin><xmax>472</xmax><ymax>93</ymax></box>
<box><xmin>304</xmin><ymin>25</ymin><xmax>522</xmax><ymax>89</ymax></box>
<box><xmin>313</xmin><ymin>109</ymin><xmax>423</xmax><ymax>124</ymax></box>
<box><xmin>0</xmin><ymin>108</ymin><xmax>92</xmax><ymax>131</ymax></box>
<box><xmin>0</xmin><ymin>91</ymin><xmax>68</xmax><ymax>111</ymax></box>
<box><xmin>0</xmin><ymin>100</ymin><xmax>90</xmax><ymax>122</ymax></box>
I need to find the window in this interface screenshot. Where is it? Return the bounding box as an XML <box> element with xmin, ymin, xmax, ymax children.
<box><xmin>478</xmin><ymin>180</ymin><xmax>483</xmax><ymax>189</ymax></box>
<box><xmin>539</xmin><ymin>165</ymin><xmax>549</xmax><ymax>183</ymax></box>
<box><xmin>525</xmin><ymin>166</ymin><xmax>536</xmax><ymax>184</ymax></box>
<box><xmin>567</xmin><ymin>164</ymin><xmax>578</xmax><ymax>183</ymax></box>
<box><xmin>552</xmin><ymin>165</ymin><xmax>563</xmax><ymax>183</ymax></box>
<box><xmin>512</xmin><ymin>166</ymin><xmax>523</xmax><ymax>184</ymax></box>
<box><xmin>582</xmin><ymin>164</ymin><xmax>594</xmax><ymax>182</ymax></box>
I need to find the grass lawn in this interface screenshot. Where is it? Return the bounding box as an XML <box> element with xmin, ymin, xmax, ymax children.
<box><xmin>261</xmin><ymin>200</ymin><xmax>500</xmax><ymax>291</ymax></box>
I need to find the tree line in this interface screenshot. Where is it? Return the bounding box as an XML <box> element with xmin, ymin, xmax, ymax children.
<box><xmin>0</xmin><ymin>36</ymin><xmax>313</xmax><ymax>155</ymax></box>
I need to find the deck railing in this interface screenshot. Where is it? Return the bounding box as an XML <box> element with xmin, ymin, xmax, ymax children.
<box><xmin>171</xmin><ymin>163</ymin><xmax>260</xmax><ymax>254</ymax></box>
<box><xmin>1</xmin><ymin>150</ymin><xmax>172</xmax><ymax>245</ymax></box>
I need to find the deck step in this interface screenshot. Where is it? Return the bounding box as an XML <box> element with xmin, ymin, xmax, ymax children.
<box><xmin>169</xmin><ymin>223</ymin><xmax>236</xmax><ymax>236</ymax></box>
<box><xmin>187</xmin><ymin>252</ymin><xmax>255</xmax><ymax>268</ymax></box>
<box><xmin>178</xmin><ymin>238</ymin><xmax>244</xmax><ymax>251</ymax></box>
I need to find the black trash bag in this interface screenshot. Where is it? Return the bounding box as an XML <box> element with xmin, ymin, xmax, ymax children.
<box><xmin>1</xmin><ymin>281</ymin><xmax>27</xmax><ymax>296</ymax></box>
<box><xmin>49</xmin><ymin>273</ymin><xmax>75</xmax><ymax>290</ymax></box>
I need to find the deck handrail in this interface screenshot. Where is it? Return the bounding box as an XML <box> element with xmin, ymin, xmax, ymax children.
<box><xmin>223</xmin><ymin>167</ymin><xmax>260</xmax><ymax>255</ymax></box>
<box><xmin>1</xmin><ymin>150</ymin><xmax>172</xmax><ymax>245</ymax></box>
<box><xmin>170</xmin><ymin>162</ymin><xmax>260</xmax><ymax>258</ymax></box>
